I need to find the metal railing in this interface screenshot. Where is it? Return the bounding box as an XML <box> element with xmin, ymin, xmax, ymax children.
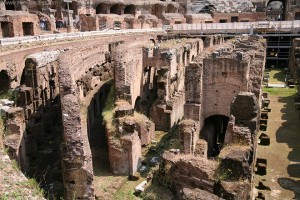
<box><xmin>168</xmin><ymin>20</ymin><xmax>300</xmax><ymax>33</ymax></box>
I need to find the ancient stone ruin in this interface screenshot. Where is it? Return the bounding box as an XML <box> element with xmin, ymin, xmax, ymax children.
<box><xmin>2</xmin><ymin>0</ymin><xmax>300</xmax><ymax>199</ymax></box>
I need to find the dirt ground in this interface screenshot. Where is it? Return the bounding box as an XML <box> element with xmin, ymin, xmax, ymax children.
<box><xmin>253</xmin><ymin>88</ymin><xmax>300</xmax><ymax>198</ymax></box>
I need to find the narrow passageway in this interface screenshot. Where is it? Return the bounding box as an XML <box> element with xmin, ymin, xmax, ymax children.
<box><xmin>88</xmin><ymin>83</ymin><xmax>111</xmax><ymax>175</ymax></box>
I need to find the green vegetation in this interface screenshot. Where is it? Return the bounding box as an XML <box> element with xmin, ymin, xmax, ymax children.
<box><xmin>263</xmin><ymin>87</ymin><xmax>297</xmax><ymax>97</ymax></box>
<box><xmin>263</xmin><ymin>68</ymin><xmax>298</xmax><ymax>97</ymax></box>
<box><xmin>0</xmin><ymin>89</ymin><xmax>18</xmax><ymax>102</ymax></box>
<box><xmin>18</xmin><ymin>178</ymin><xmax>44</xmax><ymax>197</ymax></box>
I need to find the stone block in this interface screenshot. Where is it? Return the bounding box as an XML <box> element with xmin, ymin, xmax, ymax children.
<box><xmin>194</xmin><ymin>139</ymin><xmax>207</xmax><ymax>158</ymax></box>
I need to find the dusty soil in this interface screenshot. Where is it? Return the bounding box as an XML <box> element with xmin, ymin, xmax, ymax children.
<box><xmin>253</xmin><ymin>94</ymin><xmax>300</xmax><ymax>199</ymax></box>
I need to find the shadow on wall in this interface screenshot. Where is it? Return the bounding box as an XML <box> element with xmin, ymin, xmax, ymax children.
<box><xmin>275</xmin><ymin>92</ymin><xmax>300</xmax><ymax>198</ymax></box>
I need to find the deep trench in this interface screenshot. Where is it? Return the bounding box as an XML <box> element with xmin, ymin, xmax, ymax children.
<box><xmin>88</xmin><ymin>82</ymin><xmax>112</xmax><ymax>175</ymax></box>
<box><xmin>200</xmin><ymin>115</ymin><xmax>229</xmax><ymax>157</ymax></box>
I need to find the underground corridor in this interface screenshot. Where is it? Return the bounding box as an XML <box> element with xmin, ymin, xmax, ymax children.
<box><xmin>200</xmin><ymin>115</ymin><xmax>229</xmax><ymax>158</ymax></box>
<box><xmin>87</xmin><ymin>82</ymin><xmax>112</xmax><ymax>176</ymax></box>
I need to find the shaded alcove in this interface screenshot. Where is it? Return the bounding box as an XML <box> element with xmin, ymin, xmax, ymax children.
<box><xmin>200</xmin><ymin>115</ymin><xmax>229</xmax><ymax>157</ymax></box>
<box><xmin>0</xmin><ymin>70</ymin><xmax>10</xmax><ymax>94</ymax></box>
<box><xmin>87</xmin><ymin>81</ymin><xmax>112</xmax><ymax>175</ymax></box>
<box><xmin>139</xmin><ymin>66</ymin><xmax>158</xmax><ymax>116</ymax></box>
<box><xmin>110</xmin><ymin>4</ymin><xmax>122</xmax><ymax>15</ymax></box>
<box><xmin>96</xmin><ymin>3</ymin><xmax>107</xmax><ymax>14</ymax></box>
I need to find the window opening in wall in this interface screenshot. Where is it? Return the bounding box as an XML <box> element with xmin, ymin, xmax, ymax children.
<box><xmin>231</xmin><ymin>16</ymin><xmax>238</xmax><ymax>22</ymax></box>
<box><xmin>22</xmin><ymin>22</ymin><xmax>34</xmax><ymax>36</ymax></box>
<box><xmin>1</xmin><ymin>22</ymin><xmax>14</xmax><ymax>37</ymax></box>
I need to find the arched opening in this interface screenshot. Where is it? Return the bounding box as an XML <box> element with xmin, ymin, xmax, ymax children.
<box><xmin>0</xmin><ymin>70</ymin><xmax>10</xmax><ymax>94</ymax></box>
<box><xmin>110</xmin><ymin>4</ymin><xmax>121</xmax><ymax>15</ymax></box>
<box><xmin>124</xmin><ymin>4</ymin><xmax>136</xmax><ymax>15</ymax></box>
<box><xmin>88</xmin><ymin>81</ymin><xmax>112</xmax><ymax>178</ymax></box>
<box><xmin>178</xmin><ymin>5</ymin><xmax>186</xmax><ymax>14</ymax></box>
<box><xmin>166</xmin><ymin>4</ymin><xmax>177</xmax><ymax>13</ymax></box>
<box><xmin>96</xmin><ymin>3</ymin><xmax>107</xmax><ymax>14</ymax></box>
<box><xmin>5</xmin><ymin>2</ymin><xmax>15</xmax><ymax>10</ymax></box>
<box><xmin>152</xmin><ymin>4</ymin><xmax>164</xmax><ymax>19</ymax></box>
<box><xmin>267</xmin><ymin>0</ymin><xmax>285</xmax><ymax>21</ymax></box>
<box><xmin>200</xmin><ymin>115</ymin><xmax>229</xmax><ymax>158</ymax></box>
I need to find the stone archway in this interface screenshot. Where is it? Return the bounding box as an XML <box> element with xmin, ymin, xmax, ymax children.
<box><xmin>110</xmin><ymin>4</ymin><xmax>122</xmax><ymax>15</ymax></box>
<box><xmin>124</xmin><ymin>4</ymin><xmax>136</xmax><ymax>15</ymax></box>
<box><xmin>96</xmin><ymin>3</ymin><xmax>107</xmax><ymax>14</ymax></box>
<box><xmin>166</xmin><ymin>4</ymin><xmax>177</xmax><ymax>13</ymax></box>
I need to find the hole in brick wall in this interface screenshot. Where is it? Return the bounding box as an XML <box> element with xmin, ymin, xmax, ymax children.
<box><xmin>200</xmin><ymin>115</ymin><xmax>229</xmax><ymax>158</ymax></box>
<box><xmin>0</xmin><ymin>70</ymin><xmax>10</xmax><ymax>94</ymax></box>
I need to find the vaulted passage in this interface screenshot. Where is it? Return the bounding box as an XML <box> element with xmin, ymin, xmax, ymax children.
<box><xmin>88</xmin><ymin>82</ymin><xmax>112</xmax><ymax>176</ymax></box>
<box><xmin>200</xmin><ymin>115</ymin><xmax>229</xmax><ymax>157</ymax></box>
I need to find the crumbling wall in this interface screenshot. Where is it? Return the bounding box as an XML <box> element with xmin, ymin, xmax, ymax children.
<box><xmin>58</xmin><ymin>53</ymin><xmax>94</xmax><ymax>199</ymax></box>
<box><xmin>0</xmin><ymin>11</ymin><xmax>41</xmax><ymax>37</ymax></box>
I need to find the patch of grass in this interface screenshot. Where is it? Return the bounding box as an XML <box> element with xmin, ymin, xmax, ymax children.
<box><xmin>0</xmin><ymin>89</ymin><xmax>18</xmax><ymax>102</ymax></box>
<box><xmin>263</xmin><ymin>86</ymin><xmax>297</xmax><ymax>97</ymax></box>
<box><xmin>11</xmin><ymin>159</ymin><xmax>19</xmax><ymax>170</ymax></box>
<box><xmin>268</xmin><ymin>68</ymin><xmax>285</xmax><ymax>84</ymax></box>
<box><xmin>19</xmin><ymin>178</ymin><xmax>44</xmax><ymax>197</ymax></box>
<box><xmin>102</xmin><ymin>83</ymin><xmax>117</xmax><ymax>134</ymax></box>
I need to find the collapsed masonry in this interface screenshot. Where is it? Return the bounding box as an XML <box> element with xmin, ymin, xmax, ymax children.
<box><xmin>0</xmin><ymin>33</ymin><xmax>266</xmax><ymax>199</ymax></box>
<box><xmin>156</xmin><ymin>35</ymin><xmax>266</xmax><ymax>199</ymax></box>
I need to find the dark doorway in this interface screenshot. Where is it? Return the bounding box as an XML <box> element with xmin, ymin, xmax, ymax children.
<box><xmin>22</xmin><ymin>22</ymin><xmax>34</xmax><ymax>36</ymax></box>
<box><xmin>1</xmin><ymin>22</ymin><xmax>14</xmax><ymax>38</ymax></box>
<box><xmin>220</xmin><ymin>19</ymin><xmax>227</xmax><ymax>23</ymax></box>
<box><xmin>200</xmin><ymin>115</ymin><xmax>229</xmax><ymax>158</ymax></box>
<box><xmin>124</xmin><ymin>4</ymin><xmax>135</xmax><ymax>15</ymax></box>
<box><xmin>0</xmin><ymin>70</ymin><xmax>10</xmax><ymax>94</ymax></box>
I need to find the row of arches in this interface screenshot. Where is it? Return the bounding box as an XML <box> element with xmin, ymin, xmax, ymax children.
<box><xmin>95</xmin><ymin>3</ymin><xmax>181</xmax><ymax>15</ymax></box>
